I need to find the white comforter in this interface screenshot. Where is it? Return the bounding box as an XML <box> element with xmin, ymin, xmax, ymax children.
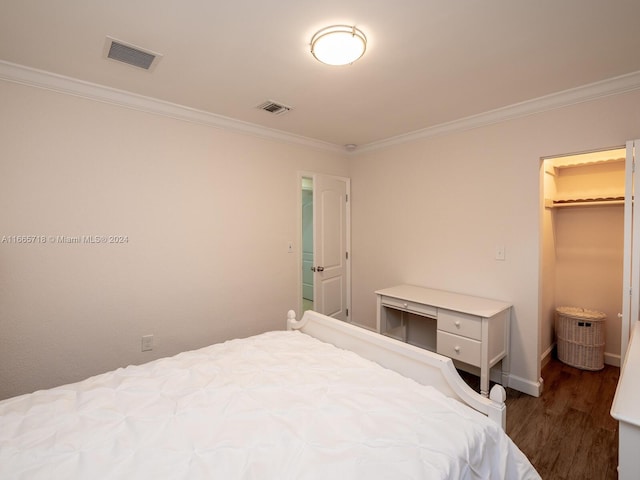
<box><xmin>0</xmin><ymin>330</ymin><xmax>539</xmax><ymax>479</ymax></box>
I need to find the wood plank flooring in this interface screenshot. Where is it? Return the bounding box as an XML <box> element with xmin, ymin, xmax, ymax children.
<box><xmin>504</xmin><ymin>359</ymin><xmax>619</xmax><ymax>479</ymax></box>
<box><xmin>461</xmin><ymin>358</ymin><xmax>619</xmax><ymax>478</ymax></box>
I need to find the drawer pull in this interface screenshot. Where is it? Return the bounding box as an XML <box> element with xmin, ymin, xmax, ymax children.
<box><xmin>454</xmin><ymin>320</ymin><xmax>461</xmax><ymax>327</ymax></box>
<box><xmin>403</xmin><ymin>303</ymin><xmax>408</xmax><ymax>308</ymax></box>
<box><xmin>454</xmin><ymin>346</ymin><xmax>461</xmax><ymax>353</ymax></box>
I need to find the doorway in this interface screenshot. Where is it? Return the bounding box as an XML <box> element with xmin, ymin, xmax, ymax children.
<box><xmin>540</xmin><ymin>147</ymin><xmax>626</xmax><ymax>369</ymax></box>
<box><xmin>301</xmin><ymin>177</ymin><xmax>314</xmax><ymax>313</ymax></box>
<box><xmin>298</xmin><ymin>173</ymin><xmax>351</xmax><ymax>321</ymax></box>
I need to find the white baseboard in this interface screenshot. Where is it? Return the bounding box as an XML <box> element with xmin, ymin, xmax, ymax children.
<box><xmin>507</xmin><ymin>373</ymin><xmax>543</xmax><ymax>397</ymax></box>
<box><xmin>604</xmin><ymin>352</ymin><xmax>621</xmax><ymax>367</ymax></box>
<box><xmin>349</xmin><ymin>321</ymin><xmax>376</xmax><ymax>332</ymax></box>
<box><xmin>541</xmin><ymin>344</ymin><xmax>555</xmax><ymax>368</ymax></box>
<box><xmin>453</xmin><ymin>363</ymin><xmax>541</xmax><ymax>397</ymax></box>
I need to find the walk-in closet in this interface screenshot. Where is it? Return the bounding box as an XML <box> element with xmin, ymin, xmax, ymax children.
<box><xmin>541</xmin><ymin>147</ymin><xmax>626</xmax><ymax>367</ymax></box>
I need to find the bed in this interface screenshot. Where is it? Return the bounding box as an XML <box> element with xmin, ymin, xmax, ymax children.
<box><xmin>0</xmin><ymin>309</ymin><xmax>540</xmax><ymax>479</ymax></box>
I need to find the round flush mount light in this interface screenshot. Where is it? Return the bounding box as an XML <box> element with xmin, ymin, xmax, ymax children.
<box><xmin>310</xmin><ymin>25</ymin><xmax>367</xmax><ymax>66</ymax></box>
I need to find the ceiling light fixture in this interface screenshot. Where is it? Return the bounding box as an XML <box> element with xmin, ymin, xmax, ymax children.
<box><xmin>310</xmin><ymin>25</ymin><xmax>367</xmax><ymax>66</ymax></box>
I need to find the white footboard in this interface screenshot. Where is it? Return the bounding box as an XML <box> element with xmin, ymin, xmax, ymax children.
<box><xmin>287</xmin><ymin>310</ymin><xmax>507</xmax><ymax>429</ymax></box>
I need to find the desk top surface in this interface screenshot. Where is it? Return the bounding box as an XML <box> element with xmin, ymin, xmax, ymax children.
<box><xmin>375</xmin><ymin>284</ymin><xmax>511</xmax><ymax>318</ymax></box>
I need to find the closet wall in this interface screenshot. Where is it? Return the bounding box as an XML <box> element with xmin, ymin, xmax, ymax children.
<box><xmin>542</xmin><ymin>149</ymin><xmax>625</xmax><ymax>366</ymax></box>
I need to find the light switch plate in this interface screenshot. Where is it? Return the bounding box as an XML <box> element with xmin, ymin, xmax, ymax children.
<box><xmin>141</xmin><ymin>334</ymin><xmax>154</xmax><ymax>351</ymax></box>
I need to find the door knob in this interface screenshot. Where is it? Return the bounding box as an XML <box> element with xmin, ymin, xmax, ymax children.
<box><xmin>316</xmin><ymin>266</ymin><xmax>325</xmax><ymax>272</ymax></box>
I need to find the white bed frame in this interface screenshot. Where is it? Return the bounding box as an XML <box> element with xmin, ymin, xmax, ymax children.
<box><xmin>287</xmin><ymin>310</ymin><xmax>507</xmax><ymax>429</ymax></box>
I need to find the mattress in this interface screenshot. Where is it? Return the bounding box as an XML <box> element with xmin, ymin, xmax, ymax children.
<box><xmin>0</xmin><ymin>330</ymin><xmax>539</xmax><ymax>479</ymax></box>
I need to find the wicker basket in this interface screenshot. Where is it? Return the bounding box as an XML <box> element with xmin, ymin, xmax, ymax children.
<box><xmin>555</xmin><ymin>306</ymin><xmax>606</xmax><ymax>371</ymax></box>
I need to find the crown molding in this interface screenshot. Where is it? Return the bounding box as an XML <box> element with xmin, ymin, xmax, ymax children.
<box><xmin>2</xmin><ymin>60</ymin><xmax>640</xmax><ymax>156</ymax></box>
<box><xmin>356</xmin><ymin>69</ymin><xmax>640</xmax><ymax>154</ymax></box>
<box><xmin>0</xmin><ymin>60</ymin><xmax>344</xmax><ymax>155</ymax></box>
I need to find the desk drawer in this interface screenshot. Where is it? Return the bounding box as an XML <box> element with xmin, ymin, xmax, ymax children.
<box><xmin>438</xmin><ymin>309</ymin><xmax>481</xmax><ymax>340</ymax></box>
<box><xmin>437</xmin><ymin>331</ymin><xmax>481</xmax><ymax>366</ymax></box>
<box><xmin>380</xmin><ymin>296</ymin><xmax>437</xmax><ymax>317</ymax></box>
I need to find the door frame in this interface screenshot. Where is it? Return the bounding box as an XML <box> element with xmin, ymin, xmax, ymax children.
<box><xmin>622</xmin><ymin>139</ymin><xmax>640</xmax><ymax>360</ymax></box>
<box><xmin>297</xmin><ymin>171</ymin><xmax>351</xmax><ymax>320</ymax></box>
<box><xmin>539</xmin><ymin>145</ymin><xmax>628</xmax><ymax>375</ymax></box>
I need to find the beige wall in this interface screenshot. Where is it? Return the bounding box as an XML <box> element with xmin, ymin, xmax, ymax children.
<box><xmin>554</xmin><ymin>206</ymin><xmax>624</xmax><ymax>363</ymax></box>
<box><xmin>0</xmin><ymin>80</ymin><xmax>348</xmax><ymax>400</ymax></box>
<box><xmin>2</xmin><ymin>75</ymin><xmax>640</xmax><ymax>401</ymax></box>
<box><xmin>348</xmin><ymin>90</ymin><xmax>640</xmax><ymax>394</ymax></box>
<box><xmin>543</xmin><ymin>158</ymin><xmax>626</xmax><ymax>366</ymax></box>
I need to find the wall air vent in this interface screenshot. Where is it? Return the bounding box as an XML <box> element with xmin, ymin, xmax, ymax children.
<box><xmin>103</xmin><ymin>37</ymin><xmax>162</xmax><ymax>71</ymax></box>
<box><xmin>256</xmin><ymin>100</ymin><xmax>292</xmax><ymax>116</ymax></box>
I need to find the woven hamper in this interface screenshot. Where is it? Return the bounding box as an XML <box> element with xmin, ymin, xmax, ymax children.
<box><xmin>555</xmin><ymin>306</ymin><xmax>606</xmax><ymax>370</ymax></box>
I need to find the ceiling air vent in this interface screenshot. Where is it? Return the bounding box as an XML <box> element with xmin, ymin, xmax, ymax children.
<box><xmin>103</xmin><ymin>37</ymin><xmax>162</xmax><ymax>71</ymax></box>
<box><xmin>257</xmin><ymin>100</ymin><xmax>292</xmax><ymax>116</ymax></box>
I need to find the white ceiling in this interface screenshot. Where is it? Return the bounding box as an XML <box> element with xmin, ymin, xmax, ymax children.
<box><xmin>2</xmin><ymin>0</ymin><xmax>640</xmax><ymax>150</ymax></box>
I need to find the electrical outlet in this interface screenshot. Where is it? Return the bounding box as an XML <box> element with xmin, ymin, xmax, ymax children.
<box><xmin>141</xmin><ymin>334</ymin><xmax>154</xmax><ymax>352</ymax></box>
<box><xmin>495</xmin><ymin>246</ymin><xmax>506</xmax><ymax>261</ymax></box>
<box><xmin>287</xmin><ymin>241</ymin><xmax>294</xmax><ymax>253</ymax></box>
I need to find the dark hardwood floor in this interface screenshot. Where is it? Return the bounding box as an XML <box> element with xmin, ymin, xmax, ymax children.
<box><xmin>461</xmin><ymin>358</ymin><xmax>619</xmax><ymax>479</ymax></box>
<box><xmin>505</xmin><ymin>358</ymin><xmax>619</xmax><ymax>479</ymax></box>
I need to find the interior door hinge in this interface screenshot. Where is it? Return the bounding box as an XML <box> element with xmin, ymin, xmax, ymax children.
<box><xmin>346</xmin><ymin>308</ymin><xmax>349</xmax><ymax>317</ymax></box>
<box><xmin>345</xmin><ymin>251</ymin><xmax>349</xmax><ymax>260</ymax></box>
<box><xmin>346</xmin><ymin>194</ymin><xmax>349</xmax><ymax>202</ymax></box>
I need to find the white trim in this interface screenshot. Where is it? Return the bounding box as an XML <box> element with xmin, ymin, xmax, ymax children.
<box><xmin>541</xmin><ymin>343</ymin><xmax>555</xmax><ymax>367</ymax></box>
<box><xmin>605</xmin><ymin>352</ymin><xmax>621</xmax><ymax>367</ymax></box>
<box><xmin>350</xmin><ymin>321</ymin><xmax>376</xmax><ymax>332</ymax></box>
<box><xmin>0</xmin><ymin>60</ymin><xmax>344</xmax><ymax>155</ymax></box>
<box><xmin>356</xmin><ymin>70</ymin><xmax>640</xmax><ymax>154</ymax></box>
<box><xmin>508</xmin><ymin>373</ymin><xmax>543</xmax><ymax>397</ymax></box>
<box><xmin>2</xmin><ymin>59</ymin><xmax>640</xmax><ymax>155</ymax></box>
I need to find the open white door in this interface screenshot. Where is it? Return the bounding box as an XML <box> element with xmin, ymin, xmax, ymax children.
<box><xmin>313</xmin><ymin>174</ymin><xmax>350</xmax><ymax>321</ymax></box>
<box><xmin>622</xmin><ymin>139</ymin><xmax>640</xmax><ymax>359</ymax></box>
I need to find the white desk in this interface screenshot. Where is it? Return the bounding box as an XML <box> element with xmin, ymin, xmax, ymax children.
<box><xmin>376</xmin><ymin>284</ymin><xmax>511</xmax><ymax>396</ymax></box>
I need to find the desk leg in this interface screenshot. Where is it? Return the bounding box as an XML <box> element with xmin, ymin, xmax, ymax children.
<box><xmin>481</xmin><ymin>318</ymin><xmax>489</xmax><ymax>397</ymax></box>
<box><xmin>480</xmin><ymin>367</ymin><xmax>489</xmax><ymax>397</ymax></box>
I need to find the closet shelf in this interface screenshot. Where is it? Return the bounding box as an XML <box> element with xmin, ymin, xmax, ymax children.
<box><xmin>545</xmin><ymin>196</ymin><xmax>625</xmax><ymax>208</ymax></box>
<box><xmin>553</xmin><ymin>157</ymin><xmax>625</xmax><ymax>169</ymax></box>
